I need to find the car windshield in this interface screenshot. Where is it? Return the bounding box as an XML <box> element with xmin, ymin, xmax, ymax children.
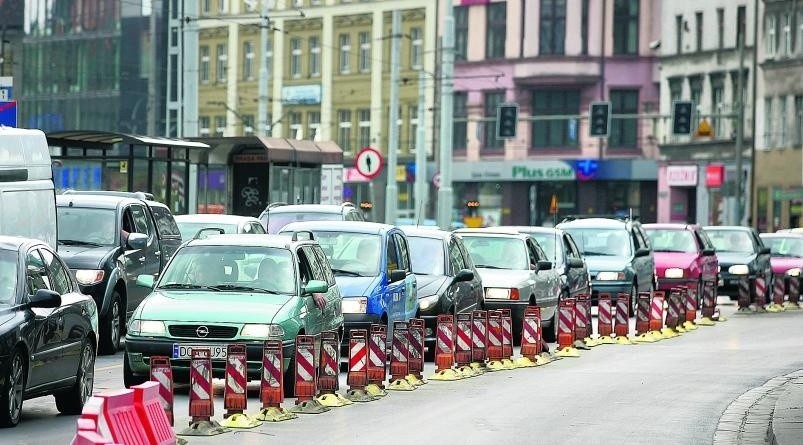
<box><xmin>407</xmin><ymin>236</ymin><xmax>445</xmax><ymax>275</ymax></box>
<box><xmin>158</xmin><ymin>245</ymin><xmax>296</xmax><ymax>294</ymax></box>
<box><xmin>563</xmin><ymin>228</ymin><xmax>632</xmax><ymax>257</ymax></box>
<box><xmin>646</xmin><ymin>229</ymin><xmax>698</xmax><ymax>253</ymax></box>
<box><xmin>300</xmin><ymin>231</ymin><xmax>382</xmax><ymax>277</ymax></box>
<box><xmin>527</xmin><ymin>233</ymin><xmax>559</xmax><ymax>261</ymax></box>
<box><xmin>266</xmin><ymin>212</ymin><xmax>342</xmax><ymax>234</ymax></box>
<box><xmin>461</xmin><ymin>236</ymin><xmax>528</xmax><ymax>270</ymax></box>
<box><xmin>176</xmin><ymin>222</ymin><xmax>238</xmax><ymax>240</ymax></box>
<box><xmin>0</xmin><ymin>249</ymin><xmax>17</xmax><ymax>305</ymax></box>
<box><xmin>57</xmin><ymin>207</ymin><xmax>118</xmax><ymax>246</ymax></box>
<box><xmin>706</xmin><ymin>230</ymin><xmax>755</xmax><ymax>254</ymax></box>
<box><xmin>762</xmin><ymin>237</ymin><xmax>803</xmax><ymax>258</ymax></box>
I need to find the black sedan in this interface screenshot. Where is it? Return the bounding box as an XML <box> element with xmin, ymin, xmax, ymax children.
<box><xmin>401</xmin><ymin>227</ymin><xmax>482</xmax><ymax>356</ymax></box>
<box><xmin>0</xmin><ymin>236</ymin><xmax>98</xmax><ymax>427</ymax></box>
<box><xmin>704</xmin><ymin>226</ymin><xmax>772</xmax><ymax>300</ymax></box>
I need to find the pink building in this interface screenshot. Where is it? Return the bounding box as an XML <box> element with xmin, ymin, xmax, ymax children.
<box><xmin>441</xmin><ymin>0</ymin><xmax>661</xmax><ymax>226</ymax></box>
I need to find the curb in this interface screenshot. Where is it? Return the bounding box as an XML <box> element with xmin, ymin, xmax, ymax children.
<box><xmin>769</xmin><ymin>377</ymin><xmax>803</xmax><ymax>445</ymax></box>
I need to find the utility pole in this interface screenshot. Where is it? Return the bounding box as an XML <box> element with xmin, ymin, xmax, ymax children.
<box><xmin>437</xmin><ymin>0</ymin><xmax>455</xmax><ymax>230</ymax></box>
<box><xmin>414</xmin><ymin>70</ymin><xmax>427</xmax><ymax>224</ymax></box>
<box><xmin>734</xmin><ymin>30</ymin><xmax>746</xmax><ymax>226</ymax></box>
<box><xmin>183</xmin><ymin>0</ymin><xmax>199</xmax><ymax>137</ymax></box>
<box><xmin>257</xmin><ymin>0</ymin><xmax>271</xmax><ymax>136</ymax></box>
<box><xmin>146</xmin><ymin>2</ymin><xmax>158</xmax><ymax>135</ymax></box>
<box><xmin>385</xmin><ymin>11</ymin><xmax>401</xmax><ymax>224</ymax></box>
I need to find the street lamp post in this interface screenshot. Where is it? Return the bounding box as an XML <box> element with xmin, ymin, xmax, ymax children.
<box><xmin>437</xmin><ymin>0</ymin><xmax>455</xmax><ymax>230</ymax></box>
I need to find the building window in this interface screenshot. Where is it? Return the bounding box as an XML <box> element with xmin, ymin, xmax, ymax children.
<box><xmin>486</xmin><ymin>2</ymin><xmax>507</xmax><ymax>58</ymax></box>
<box><xmin>455</xmin><ymin>6</ymin><xmax>468</xmax><ymax>61</ymax></box>
<box><xmin>532</xmin><ymin>90</ymin><xmax>579</xmax><ymax>148</ymax></box>
<box><xmin>287</xmin><ymin>112</ymin><xmax>302</xmax><ymax>139</ymax></box>
<box><xmin>609</xmin><ymin>89</ymin><xmax>639</xmax><ymax>148</ymax></box>
<box><xmin>358</xmin><ymin>32</ymin><xmax>371</xmax><ymax>73</ymax></box>
<box><xmin>668</xmin><ymin>78</ymin><xmax>683</xmax><ymax>102</ymax></box>
<box><xmin>199</xmin><ymin>116</ymin><xmax>211</xmax><ymax>136</ymax></box>
<box><xmin>242</xmin><ymin>115</ymin><xmax>254</xmax><ymax>135</ymax></box>
<box><xmin>358</xmin><ymin>109</ymin><xmax>371</xmax><ymax>149</ymax></box>
<box><xmin>339</xmin><ymin>34</ymin><xmax>351</xmax><ymax>74</ymax></box>
<box><xmin>309</xmin><ymin>36</ymin><xmax>321</xmax><ymax>77</ymax></box>
<box><xmin>716</xmin><ymin>8</ymin><xmax>724</xmax><ymax>49</ymax></box>
<box><xmin>613</xmin><ymin>0</ymin><xmax>639</xmax><ymax>55</ymax></box>
<box><xmin>794</xmin><ymin>95</ymin><xmax>803</xmax><ymax>145</ymax></box>
<box><xmin>217</xmin><ymin>0</ymin><xmax>226</xmax><ymax>14</ymax></box>
<box><xmin>243</xmin><ymin>41</ymin><xmax>254</xmax><ymax>80</ymax></box>
<box><xmin>338</xmin><ymin>110</ymin><xmax>352</xmax><ymax>153</ymax></box>
<box><xmin>483</xmin><ymin>91</ymin><xmax>505</xmax><ymax>150</ymax></box>
<box><xmin>200</xmin><ymin>45</ymin><xmax>210</xmax><ymax>83</ymax></box>
<box><xmin>453</xmin><ymin>92</ymin><xmax>468</xmax><ymax>151</ymax></box>
<box><xmin>307</xmin><ymin>111</ymin><xmax>321</xmax><ymax>141</ymax></box>
<box><xmin>689</xmin><ymin>76</ymin><xmax>702</xmax><ymax>112</ymax></box>
<box><xmin>781</xmin><ymin>13</ymin><xmax>792</xmax><ymax>57</ymax></box>
<box><xmin>764</xmin><ymin>97</ymin><xmax>774</xmax><ymax>148</ymax></box>
<box><xmin>675</xmin><ymin>15</ymin><xmax>683</xmax><ymax>54</ymax></box>
<box><xmin>737</xmin><ymin>6</ymin><xmax>746</xmax><ymax>45</ymax></box>
<box><xmin>265</xmin><ymin>38</ymin><xmax>273</xmax><ymax>75</ymax></box>
<box><xmin>201</xmin><ymin>0</ymin><xmax>211</xmax><ymax>15</ymax></box>
<box><xmin>766</xmin><ymin>15</ymin><xmax>777</xmax><ymax>57</ymax></box>
<box><xmin>216</xmin><ymin>44</ymin><xmax>227</xmax><ymax>82</ymax></box>
<box><xmin>780</xmin><ymin>96</ymin><xmax>788</xmax><ymax>147</ymax></box>
<box><xmin>711</xmin><ymin>76</ymin><xmax>724</xmax><ymax>137</ymax></box>
<box><xmin>539</xmin><ymin>0</ymin><xmax>565</xmax><ymax>56</ymax></box>
<box><xmin>215</xmin><ymin>115</ymin><xmax>226</xmax><ymax>137</ymax></box>
<box><xmin>410</xmin><ymin>27</ymin><xmax>423</xmax><ymax>69</ymax></box>
<box><xmin>694</xmin><ymin>12</ymin><xmax>703</xmax><ymax>52</ymax></box>
<box><xmin>290</xmin><ymin>37</ymin><xmax>302</xmax><ymax>78</ymax></box>
<box><xmin>409</xmin><ymin>106</ymin><xmax>418</xmax><ymax>151</ymax></box>
<box><xmin>581</xmin><ymin>0</ymin><xmax>589</xmax><ymax>55</ymax></box>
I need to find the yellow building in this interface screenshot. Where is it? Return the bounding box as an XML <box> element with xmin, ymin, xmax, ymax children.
<box><xmin>197</xmin><ymin>0</ymin><xmax>437</xmax><ymax>218</ymax></box>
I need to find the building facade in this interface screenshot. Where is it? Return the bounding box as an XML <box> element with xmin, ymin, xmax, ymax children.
<box><xmin>753</xmin><ymin>0</ymin><xmax>803</xmax><ymax>231</ymax></box>
<box><xmin>19</xmin><ymin>0</ymin><xmax>169</xmax><ymax>134</ymax></box>
<box><xmin>441</xmin><ymin>0</ymin><xmax>661</xmax><ymax>227</ymax></box>
<box><xmin>656</xmin><ymin>0</ymin><xmax>757</xmax><ymax>226</ymax></box>
<box><xmin>195</xmin><ymin>0</ymin><xmax>437</xmax><ymax>219</ymax></box>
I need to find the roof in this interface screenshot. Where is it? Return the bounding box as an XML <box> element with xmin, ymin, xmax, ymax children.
<box><xmin>186</xmin><ymin>234</ymin><xmax>299</xmax><ymax>249</ymax></box>
<box><xmin>496</xmin><ymin>225</ymin><xmax>563</xmax><ymax>236</ymax></box>
<box><xmin>175</xmin><ymin>214</ymin><xmax>260</xmax><ymax>225</ymax></box>
<box><xmin>454</xmin><ymin>228</ymin><xmax>530</xmax><ymax>239</ymax></box>
<box><xmin>643</xmin><ymin>223</ymin><xmax>697</xmax><ymax>230</ymax></box>
<box><xmin>0</xmin><ymin>235</ymin><xmax>40</xmax><ymax>251</ymax></box>
<box><xmin>400</xmin><ymin>226</ymin><xmax>452</xmax><ymax>240</ymax></box>
<box><xmin>557</xmin><ymin>218</ymin><xmax>627</xmax><ymax>228</ymax></box>
<box><xmin>279</xmin><ymin>220</ymin><xmax>395</xmax><ymax>235</ymax></box>
<box><xmin>703</xmin><ymin>226</ymin><xmax>752</xmax><ymax>232</ymax></box>
<box><xmin>192</xmin><ymin>136</ymin><xmax>343</xmax><ymax>164</ymax></box>
<box><xmin>47</xmin><ymin>131</ymin><xmax>210</xmax><ymax>150</ymax></box>
<box><xmin>267</xmin><ymin>204</ymin><xmax>352</xmax><ymax>215</ymax></box>
<box><xmin>56</xmin><ymin>193</ymin><xmax>140</xmax><ymax>209</ymax></box>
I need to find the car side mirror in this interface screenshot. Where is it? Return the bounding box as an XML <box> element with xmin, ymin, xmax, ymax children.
<box><xmin>388</xmin><ymin>269</ymin><xmax>407</xmax><ymax>283</ymax></box>
<box><xmin>127</xmin><ymin>233</ymin><xmax>148</xmax><ymax>250</ymax></box>
<box><xmin>702</xmin><ymin>248</ymin><xmax>716</xmax><ymax>256</ymax></box>
<box><xmin>567</xmin><ymin>257</ymin><xmax>584</xmax><ymax>268</ymax></box>
<box><xmin>303</xmin><ymin>279</ymin><xmax>328</xmax><ymax>295</ymax></box>
<box><xmin>759</xmin><ymin>247</ymin><xmax>771</xmax><ymax>255</ymax></box>
<box><xmin>634</xmin><ymin>248</ymin><xmax>650</xmax><ymax>257</ymax></box>
<box><xmin>452</xmin><ymin>269</ymin><xmax>474</xmax><ymax>284</ymax></box>
<box><xmin>29</xmin><ymin>289</ymin><xmax>61</xmax><ymax>309</ymax></box>
<box><xmin>136</xmin><ymin>274</ymin><xmax>155</xmax><ymax>289</ymax></box>
<box><xmin>537</xmin><ymin>261</ymin><xmax>553</xmax><ymax>271</ymax></box>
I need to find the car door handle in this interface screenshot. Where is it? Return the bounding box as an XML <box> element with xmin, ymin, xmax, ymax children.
<box><xmin>155</xmin><ymin>251</ymin><xmax>161</xmax><ymax>256</ymax></box>
<box><xmin>138</xmin><ymin>256</ymin><xmax>146</xmax><ymax>262</ymax></box>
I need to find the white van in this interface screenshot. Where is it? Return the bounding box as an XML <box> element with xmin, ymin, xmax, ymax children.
<box><xmin>0</xmin><ymin>127</ymin><xmax>57</xmax><ymax>248</ymax></box>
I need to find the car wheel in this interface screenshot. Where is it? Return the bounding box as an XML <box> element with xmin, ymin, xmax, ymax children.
<box><xmin>99</xmin><ymin>292</ymin><xmax>122</xmax><ymax>355</ymax></box>
<box><xmin>0</xmin><ymin>349</ymin><xmax>25</xmax><ymax>427</ymax></box>
<box><xmin>629</xmin><ymin>282</ymin><xmax>638</xmax><ymax>317</ymax></box>
<box><xmin>123</xmin><ymin>353</ymin><xmax>147</xmax><ymax>389</ymax></box>
<box><xmin>56</xmin><ymin>340</ymin><xmax>96</xmax><ymax>414</ymax></box>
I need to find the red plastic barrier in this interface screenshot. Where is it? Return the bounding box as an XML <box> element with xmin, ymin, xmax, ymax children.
<box><xmin>408</xmin><ymin>319</ymin><xmax>425</xmax><ymax>379</ymax></box>
<box><xmin>701</xmin><ymin>281</ymin><xmax>717</xmax><ymax>318</ymax></box>
<box><xmin>499</xmin><ymin>309</ymin><xmax>513</xmax><ymax>360</ymax></box>
<box><xmin>520</xmin><ymin>306</ymin><xmax>541</xmax><ymax>359</ymax></box>
<box><xmin>317</xmin><ymin>331</ymin><xmax>340</xmax><ymax>397</ymax></box>
<box><xmin>557</xmin><ymin>298</ymin><xmax>576</xmax><ymax>349</ymax></box>
<box><xmin>454</xmin><ymin>313</ymin><xmax>473</xmax><ymax>367</ymax></box>
<box><xmin>685</xmin><ymin>286</ymin><xmax>698</xmax><ymax>323</ymax></box>
<box><xmin>597</xmin><ymin>294</ymin><xmax>612</xmax><ymax>337</ymax></box>
<box><xmin>98</xmin><ymin>389</ymin><xmax>150</xmax><ymax>445</ymax></box>
<box><xmin>294</xmin><ymin>336</ymin><xmax>317</xmax><ymax>404</ymax></box>
<box><xmin>665</xmin><ymin>288</ymin><xmax>680</xmax><ymax>329</ymax></box>
<box><xmin>347</xmin><ymin>329</ymin><xmax>369</xmax><ymax>390</ymax></box>
<box><xmin>470</xmin><ymin>310</ymin><xmax>488</xmax><ymax>363</ymax></box>
<box><xmin>188</xmin><ymin>348</ymin><xmax>214</xmax><ymax>422</ymax></box>
<box><xmin>737</xmin><ymin>276</ymin><xmax>751</xmax><ymax>309</ymax></box>
<box><xmin>636</xmin><ymin>292</ymin><xmax>651</xmax><ymax>334</ymax></box>
<box><xmin>614</xmin><ymin>293</ymin><xmax>630</xmax><ymax>337</ymax></box>
<box><xmin>649</xmin><ymin>291</ymin><xmax>665</xmax><ymax>331</ymax></box>
<box><xmin>389</xmin><ymin>321</ymin><xmax>410</xmax><ymax>382</ymax></box>
<box><xmin>132</xmin><ymin>381</ymin><xmax>177</xmax><ymax>445</ymax></box>
<box><xmin>149</xmin><ymin>356</ymin><xmax>174</xmax><ymax>426</ymax></box>
<box><xmin>367</xmin><ymin>325</ymin><xmax>387</xmax><ymax>388</ymax></box>
<box><xmin>224</xmin><ymin>344</ymin><xmax>248</xmax><ymax>416</ymax></box>
<box><xmin>434</xmin><ymin>315</ymin><xmax>455</xmax><ymax>372</ymax></box>
<box><xmin>486</xmin><ymin>310</ymin><xmax>503</xmax><ymax>361</ymax></box>
<box><xmin>260</xmin><ymin>340</ymin><xmax>285</xmax><ymax>409</ymax></box>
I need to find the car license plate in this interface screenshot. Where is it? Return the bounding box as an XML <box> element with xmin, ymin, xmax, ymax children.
<box><xmin>172</xmin><ymin>344</ymin><xmax>228</xmax><ymax>359</ymax></box>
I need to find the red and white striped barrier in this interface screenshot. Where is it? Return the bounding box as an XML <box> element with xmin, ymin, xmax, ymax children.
<box><xmin>789</xmin><ymin>276</ymin><xmax>801</xmax><ymax>308</ymax></box>
<box><xmin>701</xmin><ymin>281</ymin><xmax>717</xmax><ymax>320</ymax></box>
<box><xmin>574</xmin><ymin>296</ymin><xmax>588</xmax><ymax>341</ymax></box>
<box><xmin>649</xmin><ymin>291</ymin><xmax>665</xmax><ymax>332</ymax></box>
<box><xmin>684</xmin><ymin>286</ymin><xmax>698</xmax><ymax>324</ymax></box>
<box><xmin>635</xmin><ymin>292</ymin><xmax>651</xmax><ymax>335</ymax></box>
<box><xmin>177</xmin><ymin>347</ymin><xmax>230</xmax><ymax>436</ymax></box>
<box><xmin>597</xmin><ymin>294</ymin><xmax>613</xmax><ymax>338</ymax></box>
<box><xmin>454</xmin><ymin>313</ymin><xmax>473</xmax><ymax>369</ymax></box>
<box><xmin>316</xmin><ymin>330</ymin><xmax>341</xmax><ymax>400</ymax></box>
<box><xmin>221</xmin><ymin>343</ymin><xmax>258</xmax><ymax>427</ymax></box>
<box><xmin>500</xmin><ymin>308</ymin><xmax>514</xmax><ymax>361</ymax></box>
<box><xmin>773</xmin><ymin>276</ymin><xmax>786</xmax><ymax>306</ymax></box>
<box><xmin>665</xmin><ymin>289</ymin><xmax>680</xmax><ymax>330</ymax></box>
<box><xmin>520</xmin><ymin>306</ymin><xmax>541</xmax><ymax>359</ymax></box>
<box><xmin>256</xmin><ymin>340</ymin><xmax>297</xmax><ymax>422</ymax></box>
<box><xmin>471</xmin><ymin>310</ymin><xmax>488</xmax><ymax>366</ymax></box>
<box><xmin>288</xmin><ymin>335</ymin><xmax>330</xmax><ymax>413</ymax></box>
<box><xmin>345</xmin><ymin>329</ymin><xmax>376</xmax><ymax>401</ymax></box>
<box><xmin>149</xmin><ymin>356</ymin><xmax>174</xmax><ymax>427</ymax></box>
<box><xmin>486</xmin><ymin>310</ymin><xmax>503</xmax><ymax>363</ymax></box>
<box><xmin>614</xmin><ymin>293</ymin><xmax>631</xmax><ymax>340</ymax></box>
<box><xmin>388</xmin><ymin>321</ymin><xmax>415</xmax><ymax>390</ymax></box>
<box><xmin>434</xmin><ymin>314</ymin><xmax>455</xmax><ymax>372</ymax></box>
<box><xmin>408</xmin><ymin>318</ymin><xmax>426</xmax><ymax>382</ymax></box>
<box><xmin>676</xmin><ymin>287</ymin><xmax>688</xmax><ymax>327</ymax></box>
<box><xmin>557</xmin><ymin>298</ymin><xmax>575</xmax><ymax>349</ymax></box>
<box><xmin>755</xmin><ymin>275</ymin><xmax>768</xmax><ymax>311</ymax></box>
<box><xmin>132</xmin><ymin>382</ymin><xmax>177</xmax><ymax>445</ymax></box>
<box><xmin>367</xmin><ymin>325</ymin><xmax>387</xmax><ymax>390</ymax></box>
<box><xmin>737</xmin><ymin>276</ymin><xmax>751</xmax><ymax>310</ymax></box>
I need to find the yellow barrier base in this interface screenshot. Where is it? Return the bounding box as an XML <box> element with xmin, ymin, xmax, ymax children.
<box><xmin>255</xmin><ymin>406</ymin><xmax>297</xmax><ymax>422</ymax></box>
<box><xmin>584</xmin><ymin>337</ymin><xmax>603</xmax><ymax>347</ymax></box>
<box><xmin>501</xmin><ymin>358</ymin><xmax>517</xmax><ymax>369</ymax></box>
<box><xmin>344</xmin><ymin>389</ymin><xmax>377</xmax><ymax>403</ymax></box>
<box><xmin>615</xmin><ymin>335</ymin><xmax>635</xmax><ymax>345</ymax></box>
<box><xmin>429</xmin><ymin>368</ymin><xmax>463</xmax><ymax>381</ymax></box>
<box><xmin>556</xmin><ymin>346</ymin><xmax>581</xmax><ymax>358</ymax></box>
<box><xmin>514</xmin><ymin>356</ymin><xmax>537</xmax><ymax>368</ymax></box>
<box><xmin>675</xmin><ymin>325</ymin><xmax>687</xmax><ymax>334</ymax></box>
<box><xmin>783</xmin><ymin>302</ymin><xmax>801</xmax><ymax>310</ymax></box>
<box><xmin>766</xmin><ymin>303</ymin><xmax>785</xmax><ymax>313</ymax></box>
<box><xmin>660</xmin><ymin>328</ymin><xmax>678</xmax><ymax>338</ymax></box>
<box><xmin>405</xmin><ymin>374</ymin><xmax>426</xmax><ymax>386</ymax></box>
<box><xmin>573</xmin><ymin>340</ymin><xmax>590</xmax><ymax>350</ymax></box>
<box><xmin>486</xmin><ymin>360</ymin><xmax>506</xmax><ymax>371</ymax></box>
<box><xmin>682</xmin><ymin>321</ymin><xmax>697</xmax><ymax>331</ymax></box>
<box><xmin>696</xmin><ymin>317</ymin><xmax>715</xmax><ymax>326</ymax></box>
<box><xmin>315</xmin><ymin>393</ymin><xmax>349</xmax><ymax>408</ymax></box>
<box><xmin>387</xmin><ymin>378</ymin><xmax>416</xmax><ymax>391</ymax></box>
<box><xmin>457</xmin><ymin>365</ymin><xmax>478</xmax><ymax>377</ymax></box>
<box><xmin>177</xmin><ymin>420</ymin><xmax>230</xmax><ymax>437</ymax></box>
<box><xmin>365</xmin><ymin>384</ymin><xmax>388</xmax><ymax>398</ymax></box>
<box><xmin>220</xmin><ymin>412</ymin><xmax>261</xmax><ymax>429</ymax></box>
<box><xmin>599</xmin><ymin>335</ymin><xmax>617</xmax><ymax>345</ymax></box>
<box><xmin>469</xmin><ymin>362</ymin><xmax>488</xmax><ymax>374</ymax></box>
<box><xmin>288</xmin><ymin>399</ymin><xmax>330</xmax><ymax>414</ymax></box>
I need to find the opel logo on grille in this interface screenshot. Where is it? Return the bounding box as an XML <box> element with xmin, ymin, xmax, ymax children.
<box><xmin>196</xmin><ymin>326</ymin><xmax>209</xmax><ymax>338</ymax></box>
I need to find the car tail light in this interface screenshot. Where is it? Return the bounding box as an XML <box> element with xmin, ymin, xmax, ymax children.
<box><xmin>510</xmin><ymin>289</ymin><xmax>520</xmax><ymax>300</ymax></box>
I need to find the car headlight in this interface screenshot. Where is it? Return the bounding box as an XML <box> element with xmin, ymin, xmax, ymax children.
<box><xmin>342</xmin><ymin>297</ymin><xmax>368</xmax><ymax>314</ymax></box>
<box><xmin>485</xmin><ymin>288</ymin><xmax>520</xmax><ymax>300</ymax></box>
<box><xmin>128</xmin><ymin>319</ymin><xmax>166</xmax><ymax>336</ymax></box>
<box><xmin>664</xmin><ymin>268</ymin><xmax>685</xmax><ymax>279</ymax></box>
<box><xmin>728</xmin><ymin>264</ymin><xmax>750</xmax><ymax>275</ymax></box>
<box><xmin>419</xmin><ymin>295</ymin><xmax>440</xmax><ymax>311</ymax></box>
<box><xmin>596</xmin><ymin>271</ymin><xmax>625</xmax><ymax>281</ymax></box>
<box><xmin>75</xmin><ymin>269</ymin><xmax>105</xmax><ymax>285</ymax></box>
<box><xmin>786</xmin><ymin>268</ymin><xmax>801</xmax><ymax>277</ymax></box>
<box><xmin>241</xmin><ymin>323</ymin><xmax>284</xmax><ymax>338</ymax></box>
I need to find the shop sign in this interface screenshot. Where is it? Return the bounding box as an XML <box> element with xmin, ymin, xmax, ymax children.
<box><xmin>281</xmin><ymin>84</ymin><xmax>322</xmax><ymax>105</ymax></box>
<box><xmin>705</xmin><ymin>164</ymin><xmax>725</xmax><ymax>188</ymax></box>
<box><xmin>452</xmin><ymin>160</ymin><xmax>575</xmax><ymax>182</ymax></box>
<box><xmin>511</xmin><ymin>165</ymin><xmax>575</xmax><ymax>180</ymax></box>
<box><xmin>667</xmin><ymin>165</ymin><xmax>698</xmax><ymax>186</ymax></box>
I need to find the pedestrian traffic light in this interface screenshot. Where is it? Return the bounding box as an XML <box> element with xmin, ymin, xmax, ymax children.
<box><xmin>672</xmin><ymin>100</ymin><xmax>694</xmax><ymax>135</ymax></box>
<box><xmin>588</xmin><ymin>101</ymin><xmax>611</xmax><ymax>137</ymax></box>
<box><xmin>496</xmin><ymin>103</ymin><xmax>519</xmax><ymax>139</ymax></box>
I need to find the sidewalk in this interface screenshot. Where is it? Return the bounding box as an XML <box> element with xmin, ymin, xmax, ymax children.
<box><xmin>769</xmin><ymin>376</ymin><xmax>803</xmax><ymax>445</ymax></box>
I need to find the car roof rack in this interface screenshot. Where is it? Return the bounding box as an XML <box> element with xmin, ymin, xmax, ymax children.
<box><xmin>291</xmin><ymin>230</ymin><xmax>315</xmax><ymax>242</ymax></box>
<box><xmin>62</xmin><ymin>189</ymin><xmax>155</xmax><ymax>201</ymax></box>
<box><xmin>560</xmin><ymin>214</ymin><xmax>640</xmax><ymax>223</ymax></box>
<box><xmin>194</xmin><ymin>227</ymin><xmax>226</xmax><ymax>239</ymax></box>
<box><xmin>267</xmin><ymin>202</ymin><xmax>288</xmax><ymax>209</ymax></box>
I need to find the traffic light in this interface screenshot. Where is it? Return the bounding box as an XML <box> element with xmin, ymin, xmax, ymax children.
<box><xmin>588</xmin><ymin>101</ymin><xmax>611</xmax><ymax>137</ymax></box>
<box><xmin>496</xmin><ymin>103</ymin><xmax>519</xmax><ymax>139</ymax></box>
<box><xmin>672</xmin><ymin>100</ymin><xmax>694</xmax><ymax>135</ymax></box>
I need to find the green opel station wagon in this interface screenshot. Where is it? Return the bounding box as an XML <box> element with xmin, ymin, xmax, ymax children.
<box><xmin>123</xmin><ymin>233</ymin><xmax>344</xmax><ymax>389</ymax></box>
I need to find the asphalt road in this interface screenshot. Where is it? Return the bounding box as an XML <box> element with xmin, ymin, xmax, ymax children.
<box><xmin>6</xmin><ymin>298</ymin><xmax>803</xmax><ymax>445</ymax></box>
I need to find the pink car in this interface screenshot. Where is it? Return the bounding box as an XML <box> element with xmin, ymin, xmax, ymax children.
<box><xmin>759</xmin><ymin>232</ymin><xmax>803</xmax><ymax>281</ymax></box>
<box><xmin>644</xmin><ymin>224</ymin><xmax>719</xmax><ymax>296</ymax></box>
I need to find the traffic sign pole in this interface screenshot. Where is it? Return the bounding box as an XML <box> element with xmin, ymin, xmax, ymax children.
<box><xmin>385</xmin><ymin>11</ymin><xmax>401</xmax><ymax>226</ymax></box>
<box><xmin>437</xmin><ymin>0</ymin><xmax>455</xmax><ymax>231</ymax></box>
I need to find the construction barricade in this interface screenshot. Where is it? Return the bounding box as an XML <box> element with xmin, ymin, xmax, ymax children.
<box><xmin>431</xmin><ymin>314</ymin><xmax>463</xmax><ymax>380</ymax></box>
<box><xmin>574</xmin><ymin>295</ymin><xmax>594</xmax><ymax>348</ymax></box>
<box><xmin>388</xmin><ymin>321</ymin><xmax>416</xmax><ymax>391</ymax></box>
<box><xmin>557</xmin><ymin>298</ymin><xmax>580</xmax><ymax>357</ymax></box>
<box><xmin>787</xmin><ymin>273</ymin><xmax>801</xmax><ymax>309</ymax></box>
<box><xmin>699</xmin><ymin>280</ymin><xmax>718</xmax><ymax>325</ymax></box>
<box><xmin>638</xmin><ymin>291</ymin><xmax>665</xmax><ymax>342</ymax></box>
<box><xmin>675</xmin><ymin>287</ymin><xmax>688</xmax><ymax>332</ymax></box>
<box><xmin>769</xmin><ymin>275</ymin><xmax>787</xmax><ymax>312</ymax></box>
<box><xmin>755</xmin><ymin>275</ymin><xmax>768</xmax><ymax>312</ymax></box>
<box><xmin>316</xmin><ymin>330</ymin><xmax>351</xmax><ymax>407</ymax></box>
<box><xmin>149</xmin><ymin>356</ymin><xmax>174</xmax><ymax>427</ymax></box>
<box><xmin>516</xmin><ymin>306</ymin><xmax>551</xmax><ymax>367</ymax></box>
<box><xmin>737</xmin><ymin>276</ymin><xmax>751</xmax><ymax>311</ymax></box>
<box><xmin>614</xmin><ymin>293</ymin><xmax>634</xmax><ymax>345</ymax></box>
<box><xmin>486</xmin><ymin>310</ymin><xmax>505</xmax><ymax>371</ymax></box>
<box><xmin>664</xmin><ymin>289</ymin><xmax>680</xmax><ymax>336</ymax></box>
<box><xmin>345</xmin><ymin>329</ymin><xmax>378</xmax><ymax>401</ymax></box>
<box><xmin>499</xmin><ymin>309</ymin><xmax>515</xmax><ymax>368</ymax></box>
<box><xmin>597</xmin><ymin>294</ymin><xmax>614</xmax><ymax>343</ymax></box>
<box><xmin>454</xmin><ymin>313</ymin><xmax>477</xmax><ymax>376</ymax></box>
<box><xmin>366</xmin><ymin>324</ymin><xmax>389</xmax><ymax>396</ymax></box>
<box><xmin>407</xmin><ymin>318</ymin><xmax>427</xmax><ymax>385</ymax></box>
<box><xmin>132</xmin><ymin>382</ymin><xmax>178</xmax><ymax>445</ymax></box>
<box><xmin>635</xmin><ymin>292</ymin><xmax>651</xmax><ymax>336</ymax></box>
<box><xmin>178</xmin><ymin>348</ymin><xmax>229</xmax><ymax>436</ymax></box>
<box><xmin>683</xmin><ymin>286</ymin><xmax>699</xmax><ymax>330</ymax></box>
<box><xmin>470</xmin><ymin>310</ymin><xmax>488</xmax><ymax>372</ymax></box>
<box><xmin>289</xmin><ymin>335</ymin><xmax>329</xmax><ymax>414</ymax></box>
<box><xmin>256</xmin><ymin>340</ymin><xmax>297</xmax><ymax>422</ymax></box>
<box><xmin>220</xmin><ymin>344</ymin><xmax>261</xmax><ymax>428</ymax></box>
